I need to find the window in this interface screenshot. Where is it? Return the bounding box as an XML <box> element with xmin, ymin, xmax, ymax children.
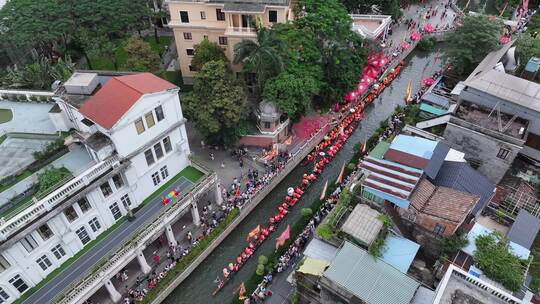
<box><xmin>36</xmin><ymin>255</ymin><xmax>52</xmax><ymax>271</ymax></box>
<box><xmin>152</xmin><ymin>172</ymin><xmax>161</xmax><ymax>186</ymax></box>
<box><xmin>0</xmin><ymin>287</ymin><xmax>9</xmax><ymax>303</ymax></box>
<box><xmin>163</xmin><ymin>136</ymin><xmax>172</xmax><ymax>153</ymax></box>
<box><xmin>183</xmin><ymin>32</ymin><xmax>192</xmax><ymax>40</ymax></box>
<box><xmin>78</xmin><ymin>197</ymin><xmax>91</xmax><ymax>213</ymax></box>
<box><xmin>121</xmin><ymin>194</ymin><xmax>132</xmax><ymax>209</ymax></box>
<box><xmin>269</xmin><ymin>10</ymin><xmax>277</xmax><ymax>23</ymax></box>
<box><xmin>497</xmin><ymin>147</ymin><xmax>510</xmax><ymax>160</ymax></box>
<box><xmin>154</xmin><ymin>143</ymin><xmax>164</xmax><ymax>159</ymax></box>
<box><xmin>112</xmin><ymin>174</ymin><xmax>124</xmax><ymax>189</ymax></box>
<box><xmin>200</xmin><ymin>11</ymin><xmax>206</xmax><ymax>19</ymax></box>
<box><xmin>145</xmin><ymin>149</ymin><xmax>155</xmax><ymax>166</ymax></box>
<box><xmin>434</xmin><ymin>224</ymin><xmax>446</xmax><ymax>236</ymax></box>
<box><xmin>180</xmin><ymin>11</ymin><xmax>189</xmax><ymax>23</ymax></box>
<box><xmin>216</xmin><ymin>9</ymin><xmax>225</xmax><ymax>21</ymax></box>
<box><xmin>37</xmin><ymin>224</ymin><xmax>54</xmax><ymax>240</ymax></box>
<box><xmin>9</xmin><ymin>275</ymin><xmax>28</xmax><ymax>293</ymax></box>
<box><xmin>109</xmin><ymin>203</ymin><xmax>122</xmax><ymax>220</ymax></box>
<box><xmin>135</xmin><ymin>118</ymin><xmax>145</xmax><ymax>134</ymax></box>
<box><xmin>20</xmin><ymin>235</ymin><xmax>38</xmax><ymax>253</ymax></box>
<box><xmin>0</xmin><ymin>254</ymin><xmax>10</xmax><ymax>272</ymax></box>
<box><xmin>88</xmin><ymin>217</ymin><xmax>101</xmax><ymax>233</ymax></box>
<box><xmin>186</xmin><ymin>49</ymin><xmax>195</xmax><ymax>56</ymax></box>
<box><xmin>188</xmin><ymin>65</ymin><xmax>197</xmax><ymax>72</ymax></box>
<box><xmin>51</xmin><ymin>244</ymin><xmax>66</xmax><ymax>260</ymax></box>
<box><xmin>264</xmin><ymin>121</ymin><xmax>271</xmax><ymax>129</ymax></box>
<box><xmin>160</xmin><ymin>166</ymin><xmax>169</xmax><ymax>180</ymax></box>
<box><xmin>64</xmin><ymin>206</ymin><xmax>79</xmax><ymax>222</ymax></box>
<box><xmin>145</xmin><ymin>112</ymin><xmax>155</xmax><ymax>128</ymax></box>
<box><xmin>100</xmin><ymin>182</ymin><xmax>113</xmax><ymax>197</ymax></box>
<box><xmin>76</xmin><ymin>226</ymin><xmax>91</xmax><ymax>245</ymax></box>
<box><xmin>218</xmin><ymin>36</ymin><xmax>228</xmax><ymax>45</ymax></box>
<box><xmin>155</xmin><ymin>105</ymin><xmax>165</xmax><ymax>122</ymax></box>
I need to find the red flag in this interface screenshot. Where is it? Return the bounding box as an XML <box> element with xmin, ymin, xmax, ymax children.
<box><xmin>235</xmin><ymin>187</ymin><xmax>241</xmax><ymax>197</ymax></box>
<box><xmin>320</xmin><ymin>180</ymin><xmax>328</xmax><ymax>201</ymax></box>
<box><xmin>361</xmin><ymin>137</ymin><xmax>367</xmax><ymax>154</ymax></box>
<box><xmin>275</xmin><ymin>225</ymin><xmax>290</xmax><ymax>250</ymax></box>
<box><xmin>335</xmin><ymin>162</ymin><xmax>345</xmax><ymax>185</ymax></box>
<box><xmin>246</xmin><ymin>225</ymin><xmax>261</xmax><ymax>241</ymax></box>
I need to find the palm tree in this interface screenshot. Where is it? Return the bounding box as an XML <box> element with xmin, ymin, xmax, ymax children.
<box><xmin>233</xmin><ymin>28</ymin><xmax>285</xmax><ymax>96</ymax></box>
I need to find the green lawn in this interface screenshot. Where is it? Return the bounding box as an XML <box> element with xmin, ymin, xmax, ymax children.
<box><xmin>0</xmin><ymin>170</ymin><xmax>33</xmax><ymax>193</ymax></box>
<box><xmin>141</xmin><ymin>165</ymin><xmax>205</xmax><ymax>206</ymax></box>
<box><xmin>89</xmin><ymin>36</ymin><xmax>172</xmax><ymax>71</ymax></box>
<box><xmin>0</xmin><ymin>108</ymin><xmax>13</xmax><ymax>123</ymax></box>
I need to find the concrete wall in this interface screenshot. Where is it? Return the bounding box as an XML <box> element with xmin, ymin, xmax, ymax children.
<box><xmin>443</xmin><ymin>122</ymin><xmax>521</xmax><ymax>183</ymax></box>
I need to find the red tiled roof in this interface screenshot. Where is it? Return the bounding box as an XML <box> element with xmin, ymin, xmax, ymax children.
<box><xmin>384</xmin><ymin>149</ymin><xmax>429</xmax><ymax>169</ymax></box>
<box><xmin>79</xmin><ymin>73</ymin><xmax>177</xmax><ymax>129</ymax></box>
<box><xmin>409</xmin><ymin>178</ymin><xmax>479</xmax><ymax>223</ymax></box>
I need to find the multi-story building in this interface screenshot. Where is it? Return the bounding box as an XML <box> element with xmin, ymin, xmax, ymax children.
<box><xmin>166</xmin><ymin>0</ymin><xmax>294</xmax><ymax>84</ymax></box>
<box><xmin>0</xmin><ymin>71</ymin><xmax>220</xmax><ymax>304</ymax></box>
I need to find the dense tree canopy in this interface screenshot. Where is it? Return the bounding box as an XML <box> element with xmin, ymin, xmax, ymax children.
<box><xmin>474</xmin><ymin>233</ymin><xmax>525</xmax><ymax>292</ymax></box>
<box><xmin>0</xmin><ymin>0</ymin><xmax>150</xmax><ymax>59</ymax></box>
<box><xmin>191</xmin><ymin>38</ymin><xmax>228</xmax><ymax>70</ymax></box>
<box><xmin>183</xmin><ymin>61</ymin><xmax>247</xmax><ymax>146</ymax></box>
<box><xmin>444</xmin><ymin>15</ymin><xmax>502</xmax><ymax>75</ymax></box>
<box><xmin>0</xmin><ymin>57</ymin><xmax>73</xmax><ymax>89</ymax></box>
<box><xmin>516</xmin><ymin>33</ymin><xmax>540</xmax><ymax>69</ymax></box>
<box><xmin>124</xmin><ymin>37</ymin><xmax>160</xmax><ymax>73</ymax></box>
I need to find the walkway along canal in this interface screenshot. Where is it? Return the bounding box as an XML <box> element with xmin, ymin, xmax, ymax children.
<box><xmin>162</xmin><ymin>47</ymin><xmax>444</xmax><ymax>304</ymax></box>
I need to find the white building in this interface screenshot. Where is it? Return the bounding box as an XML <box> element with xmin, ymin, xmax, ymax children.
<box><xmin>0</xmin><ymin>72</ymin><xmax>217</xmax><ymax>304</ymax></box>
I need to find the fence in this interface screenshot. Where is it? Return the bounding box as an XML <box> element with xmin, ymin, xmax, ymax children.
<box><xmin>0</xmin><ymin>89</ymin><xmax>54</xmax><ymax>103</ymax></box>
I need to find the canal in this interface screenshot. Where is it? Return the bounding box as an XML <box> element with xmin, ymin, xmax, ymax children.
<box><xmin>164</xmin><ymin>47</ymin><xmax>442</xmax><ymax>304</ymax></box>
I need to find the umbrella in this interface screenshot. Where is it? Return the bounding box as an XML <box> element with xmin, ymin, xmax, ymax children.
<box><xmin>500</xmin><ymin>35</ymin><xmax>511</xmax><ymax>44</ymax></box>
<box><xmin>423</xmin><ymin>77</ymin><xmax>434</xmax><ymax>86</ymax></box>
<box><xmin>356</xmin><ymin>83</ymin><xmax>367</xmax><ymax>93</ymax></box>
<box><xmin>423</xmin><ymin>23</ymin><xmax>434</xmax><ymax>33</ymax></box>
<box><xmin>360</xmin><ymin>76</ymin><xmax>374</xmax><ymax>84</ymax></box>
<box><xmin>343</xmin><ymin>91</ymin><xmax>356</xmax><ymax>101</ymax></box>
<box><xmin>401</xmin><ymin>41</ymin><xmax>410</xmax><ymax>49</ymax></box>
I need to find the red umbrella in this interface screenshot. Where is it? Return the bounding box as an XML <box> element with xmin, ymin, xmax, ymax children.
<box><xmin>423</xmin><ymin>77</ymin><xmax>434</xmax><ymax>86</ymax></box>
<box><xmin>360</xmin><ymin>76</ymin><xmax>374</xmax><ymax>85</ymax></box>
<box><xmin>423</xmin><ymin>23</ymin><xmax>434</xmax><ymax>33</ymax></box>
<box><xmin>500</xmin><ymin>35</ymin><xmax>511</xmax><ymax>44</ymax></box>
<box><xmin>401</xmin><ymin>41</ymin><xmax>410</xmax><ymax>49</ymax></box>
<box><xmin>343</xmin><ymin>91</ymin><xmax>357</xmax><ymax>102</ymax></box>
<box><xmin>410</xmin><ymin>31</ymin><xmax>421</xmax><ymax>41</ymax></box>
<box><xmin>356</xmin><ymin>83</ymin><xmax>367</xmax><ymax>94</ymax></box>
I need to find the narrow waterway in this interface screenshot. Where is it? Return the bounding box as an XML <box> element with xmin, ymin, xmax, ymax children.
<box><xmin>164</xmin><ymin>47</ymin><xmax>441</xmax><ymax>304</ymax></box>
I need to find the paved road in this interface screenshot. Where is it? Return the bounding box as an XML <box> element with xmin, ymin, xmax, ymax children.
<box><xmin>23</xmin><ymin>177</ymin><xmax>193</xmax><ymax>304</ymax></box>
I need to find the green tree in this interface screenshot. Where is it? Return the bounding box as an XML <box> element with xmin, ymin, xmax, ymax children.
<box><xmin>263</xmin><ymin>69</ymin><xmax>319</xmax><ymax>120</ymax></box>
<box><xmin>234</xmin><ymin>28</ymin><xmax>285</xmax><ymax>95</ymax></box>
<box><xmin>124</xmin><ymin>36</ymin><xmax>161</xmax><ymax>72</ymax></box>
<box><xmin>1</xmin><ymin>57</ymin><xmax>74</xmax><ymax>90</ymax></box>
<box><xmin>183</xmin><ymin>61</ymin><xmax>247</xmax><ymax>146</ymax></box>
<box><xmin>444</xmin><ymin>15</ymin><xmax>502</xmax><ymax>75</ymax></box>
<box><xmin>440</xmin><ymin>229</ymin><xmax>469</xmax><ymax>255</ymax></box>
<box><xmin>516</xmin><ymin>33</ymin><xmax>540</xmax><ymax>69</ymax></box>
<box><xmin>191</xmin><ymin>38</ymin><xmax>229</xmax><ymax>70</ymax></box>
<box><xmin>37</xmin><ymin>166</ymin><xmax>72</xmax><ymax>195</ymax></box>
<box><xmin>474</xmin><ymin>233</ymin><xmax>525</xmax><ymax>291</ymax></box>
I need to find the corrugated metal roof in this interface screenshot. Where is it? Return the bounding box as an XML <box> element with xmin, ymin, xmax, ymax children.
<box><xmin>424</xmin><ymin>142</ymin><xmax>450</xmax><ymax>179</ymax></box>
<box><xmin>420</xmin><ymin>103</ymin><xmax>447</xmax><ymax>115</ymax></box>
<box><xmin>507</xmin><ymin>209</ymin><xmax>540</xmax><ymax>250</ymax></box>
<box><xmin>433</xmin><ymin>161</ymin><xmax>495</xmax><ymax>215</ymax></box>
<box><xmin>389</xmin><ymin>135</ymin><xmax>438</xmax><ymax>159</ymax></box>
<box><xmin>384</xmin><ymin>148</ymin><xmax>429</xmax><ymax>169</ymax></box>
<box><xmin>324</xmin><ymin>242</ymin><xmax>419</xmax><ymax>304</ymax></box>
<box><xmin>381</xmin><ymin>235</ymin><xmax>420</xmax><ymax>273</ymax></box>
<box><xmin>303</xmin><ymin>238</ymin><xmax>339</xmax><ymax>264</ymax></box>
<box><xmin>421</xmin><ymin>92</ymin><xmax>450</xmax><ymax>108</ymax></box>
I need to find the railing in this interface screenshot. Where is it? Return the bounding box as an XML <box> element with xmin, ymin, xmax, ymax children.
<box><xmin>225</xmin><ymin>26</ymin><xmax>256</xmax><ymax>36</ymax></box>
<box><xmin>0</xmin><ymin>155</ymin><xmax>120</xmax><ymax>240</ymax></box>
<box><xmin>55</xmin><ymin>168</ymin><xmax>217</xmax><ymax>304</ymax></box>
<box><xmin>0</xmin><ymin>89</ymin><xmax>54</xmax><ymax>102</ymax></box>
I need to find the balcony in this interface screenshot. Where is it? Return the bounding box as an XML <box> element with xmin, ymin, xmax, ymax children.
<box><xmin>0</xmin><ymin>155</ymin><xmax>121</xmax><ymax>241</ymax></box>
<box><xmin>224</xmin><ymin>26</ymin><xmax>256</xmax><ymax>37</ymax></box>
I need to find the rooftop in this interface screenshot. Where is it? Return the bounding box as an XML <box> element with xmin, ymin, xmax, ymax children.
<box><xmin>169</xmin><ymin>0</ymin><xmax>289</xmax><ymax>5</ymax></box>
<box><xmin>507</xmin><ymin>209</ymin><xmax>540</xmax><ymax>250</ymax></box>
<box><xmin>462</xmin><ymin>223</ymin><xmax>530</xmax><ymax>260</ymax></box>
<box><xmin>433</xmin><ymin>265</ymin><xmax>521</xmax><ymax>304</ymax></box>
<box><xmin>433</xmin><ymin>161</ymin><xmax>495</xmax><ymax>215</ymax></box>
<box><xmin>323</xmin><ymin>241</ymin><xmax>420</xmax><ymax>304</ymax></box>
<box><xmin>455</xmin><ymin>101</ymin><xmax>528</xmax><ymax>139</ymax></box>
<box><xmin>464</xmin><ymin>42</ymin><xmax>540</xmax><ymax>114</ymax></box>
<box><xmin>350</xmin><ymin>14</ymin><xmax>392</xmax><ymax>40</ymax></box>
<box><xmin>409</xmin><ymin>178</ymin><xmax>479</xmax><ymax>223</ymax></box>
<box><xmin>340</xmin><ymin>204</ymin><xmax>382</xmax><ymax>246</ymax></box>
<box><xmin>380</xmin><ymin>235</ymin><xmax>420</xmax><ymax>273</ymax></box>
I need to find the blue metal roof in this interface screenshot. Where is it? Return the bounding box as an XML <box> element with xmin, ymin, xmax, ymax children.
<box><xmin>432</xmin><ymin>161</ymin><xmax>495</xmax><ymax>215</ymax></box>
<box><xmin>381</xmin><ymin>235</ymin><xmax>420</xmax><ymax>273</ymax></box>
<box><xmin>507</xmin><ymin>209</ymin><xmax>540</xmax><ymax>250</ymax></box>
<box><xmin>421</xmin><ymin>92</ymin><xmax>450</xmax><ymax>108</ymax></box>
<box><xmin>389</xmin><ymin>135</ymin><xmax>438</xmax><ymax>159</ymax></box>
<box><xmin>424</xmin><ymin>142</ymin><xmax>450</xmax><ymax>180</ymax></box>
<box><xmin>525</xmin><ymin>57</ymin><xmax>540</xmax><ymax>73</ymax></box>
<box><xmin>463</xmin><ymin>223</ymin><xmax>530</xmax><ymax>259</ymax></box>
